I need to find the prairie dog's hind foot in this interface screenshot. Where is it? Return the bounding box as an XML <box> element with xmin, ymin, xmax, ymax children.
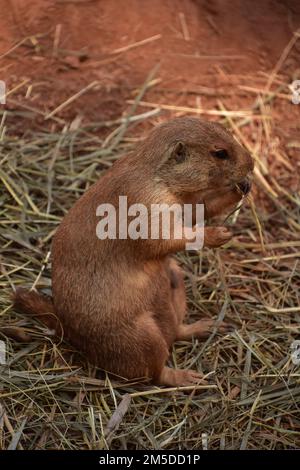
<box><xmin>158</xmin><ymin>366</ymin><xmax>205</xmax><ymax>387</ymax></box>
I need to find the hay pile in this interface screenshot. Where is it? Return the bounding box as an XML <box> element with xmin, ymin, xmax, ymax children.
<box><xmin>0</xmin><ymin>84</ymin><xmax>299</xmax><ymax>449</ymax></box>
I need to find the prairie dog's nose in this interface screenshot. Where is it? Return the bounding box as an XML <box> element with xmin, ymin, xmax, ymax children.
<box><xmin>237</xmin><ymin>178</ymin><xmax>252</xmax><ymax>195</ymax></box>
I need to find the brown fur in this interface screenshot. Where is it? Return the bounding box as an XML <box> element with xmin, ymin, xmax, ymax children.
<box><xmin>13</xmin><ymin>117</ymin><xmax>254</xmax><ymax>386</ymax></box>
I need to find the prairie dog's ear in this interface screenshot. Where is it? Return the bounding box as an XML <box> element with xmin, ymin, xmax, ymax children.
<box><xmin>170</xmin><ymin>141</ymin><xmax>189</xmax><ymax>164</ymax></box>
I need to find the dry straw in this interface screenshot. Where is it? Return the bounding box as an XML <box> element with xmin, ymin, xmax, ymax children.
<box><xmin>0</xmin><ymin>66</ymin><xmax>299</xmax><ymax>450</ymax></box>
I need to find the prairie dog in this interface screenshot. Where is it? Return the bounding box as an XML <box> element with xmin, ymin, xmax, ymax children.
<box><xmin>14</xmin><ymin>117</ymin><xmax>254</xmax><ymax>386</ymax></box>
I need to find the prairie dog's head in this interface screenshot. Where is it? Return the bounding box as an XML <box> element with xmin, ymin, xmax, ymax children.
<box><xmin>139</xmin><ymin>117</ymin><xmax>254</xmax><ymax>219</ymax></box>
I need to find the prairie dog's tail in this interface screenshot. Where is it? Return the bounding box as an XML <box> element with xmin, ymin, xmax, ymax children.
<box><xmin>13</xmin><ymin>287</ymin><xmax>60</xmax><ymax>333</ymax></box>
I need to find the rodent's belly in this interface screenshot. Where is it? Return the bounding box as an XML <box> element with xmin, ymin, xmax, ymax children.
<box><xmin>52</xmin><ymin>258</ymin><xmax>178</xmax><ymax>350</ymax></box>
<box><xmin>52</xmin><ymin>259</ymin><xmax>174</xmax><ymax>320</ymax></box>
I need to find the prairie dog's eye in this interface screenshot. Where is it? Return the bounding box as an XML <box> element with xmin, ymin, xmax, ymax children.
<box><xmin>211</xmin><ymin>149</ymin><xmax>229</xmax><ymax>160</ymax></box>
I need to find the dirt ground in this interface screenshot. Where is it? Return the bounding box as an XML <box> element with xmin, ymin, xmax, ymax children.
<box><xmin>1</xmin><ymin>0</ymin><xmax>300</xmax><ymax>126</ymax></box>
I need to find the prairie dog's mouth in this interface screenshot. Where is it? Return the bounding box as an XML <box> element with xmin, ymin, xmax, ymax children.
<box><xmin>181</xmin><ymin>174</ymin><xmax>253</xmax><ymax>222</ymax></box>
<box><xmin>202</xmin><ymin>175</ymin><xmax>252</xmax><ymax>221</ymax></box>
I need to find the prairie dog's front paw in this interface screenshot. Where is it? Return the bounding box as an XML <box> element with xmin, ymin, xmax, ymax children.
<box><xmin>204</xmin><ymin>226</ymin><xmax>233</xmax><ymax>248</ymax></box>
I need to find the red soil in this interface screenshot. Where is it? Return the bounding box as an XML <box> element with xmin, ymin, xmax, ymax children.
<box><xmin>0</xmin><ymin>0</ymin><xmax>299</xmax><ymax>164</ymax></box>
